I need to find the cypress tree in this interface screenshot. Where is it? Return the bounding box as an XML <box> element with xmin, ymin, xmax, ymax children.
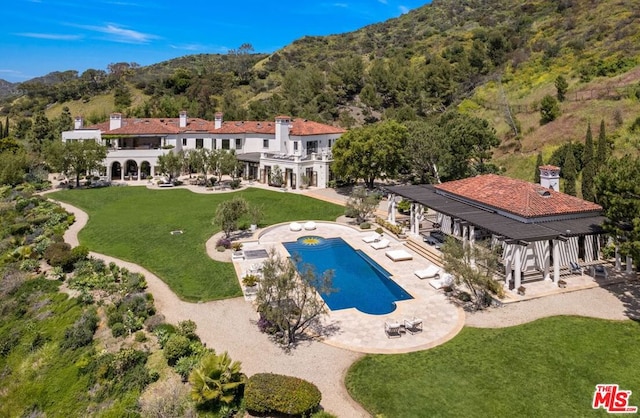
<box><xmin>596</xmin><ymin>119</ymin><xmax>607</xmax><ymax>171</ymax></box>
<box><xmin>3</xmin><ymin>116</ymin><xmax>7</xmax><ymax>138</ymax></box>
<box><xmin>534</xmin><ymin>152</ymin><xmax>543</xmax><ymax>183</ymax></box>
<box><xmin>0</xmin><ymin>121</ymin><xmax>3</xmax><ymax>139</ymax></box>
<box><xmin>581</xmin><ymin>123</ymin><xmax>596</xmax><ymax>201</ymax></box>
<box><xmin>563</xmin><ymin>142</ymin><xmax>577</xmax><ymax>196</ymax></box>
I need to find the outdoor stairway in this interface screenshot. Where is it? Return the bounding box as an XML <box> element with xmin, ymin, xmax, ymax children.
<box><xmin>404</xmin><ymin>236</ymin><xmax>443</xmax><ymax>267</ymax></box>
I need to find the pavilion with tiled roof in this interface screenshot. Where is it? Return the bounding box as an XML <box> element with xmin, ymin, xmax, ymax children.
<box><xmin>386</xmin><ymin>168</ymin><xmax>608</xmax><ymax>291</ymax></box>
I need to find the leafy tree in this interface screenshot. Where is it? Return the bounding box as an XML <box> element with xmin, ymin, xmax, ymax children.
<box><xmin>534</xmin><ymin>152</ymin><xmax>543</xmax><ymax>183</ymax></box>
<box><xmin>437</xmin><ymin>111</ymin><xmax>500</xmax><ymax>181</ymax></box>
<box><xmin>345</xmin><ymin>186</ymin><xmax>382</xmax><ymax>223</ymax></box>
<box><xmin>404</xmin><ymin>119</ymin><xmax>444</xmax><ymax>184</ymax></box>
<box><xmin>114</xmin><ymin>84</ymin><xmax>132</xmax><ymax>109</ymax></box>
<box><xmin>328</xmin><ymin>55</ymin><xmax>365</xmax><ymax>102</ymax></box>
<box><xmin>209</xmin><ymin>149</ymin><xmax>239</xmax><ymax>183</ymax></box>
<box><xmin>157</xmin><ymin>151</ymin><xmax>184</xmax><ymax>179</ymax></box>
<box><xmin>332</xmin><ymin>120</ymin><xmax>408</xmax><ymax>189</ymax></box>
<box><xmin>29</xmin><ymin>111</ymin><xmax>54</xmax><ymax>153</ymax></box>
<box><xmin>189</xmin><ymin>351</ymin><xmax>246</xmax><ymax>409</ymax></box>
<box><xmin>540</xmin><ymin>95</ymin><xmax>560</xmax><ymax>124</ymax></box>
<box><xmin>595</xmin><ymin>154</ymin><xmax>640</xmax><ymax>268</ymax></box>
<box><xmin>581</xmin><ymin>123</ymin><xmax>596</xmax><ymax>201</ymax></box>
<box><xmin>596</xmin><ymin>119</ymin><xmax>608</xmax><ymax>171</ymax></box>
<box><xmin>0</xmin><ymin>149</ymin><xmax>29</xmax><ymax>186</ymax></box>
<box><xmin>563</xmin><ymin>142</ymin><xmax>577</xmax><ymax>196</ymax></box>
<box><xmin>441</xmin><ymin>237</ymin><xmax>504</xmax><ymax>310</ymax></box>
<box><xmin>548</xmin><ymin>142</ymin><xmax>584</xmax><ymax>172</ymax></box>
<box><xmin>45</xmin><ymin>140</ymin><xmax>107</xmax><ymax>187</ymax></box>
<box><xmin>213</xmin><ymin>197</ymin><xmax>248</xmax><ymax>238</ymax></box>
<box><xmin>255</xmin><ymin>250</ymin><xmax>333</xmax><ymax>346</ymax></box>
<box><xmin>555</xmin><ymin>75</ymin><xmax>568</xmax><ymax>102</ymax></box>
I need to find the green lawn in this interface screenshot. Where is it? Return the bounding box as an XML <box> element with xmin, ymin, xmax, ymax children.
<box><xmin>51</xmin><ymin>186</ymin><xmax>344</xmax><ymax>301</ymax></box>
<box><xmin>346</xmin><ymin>317</ymin><xmax>640</xmax><ymax>417</ymax></box>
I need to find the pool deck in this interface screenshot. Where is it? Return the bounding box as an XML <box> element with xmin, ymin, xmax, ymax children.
<box><xmin>235</xmin><ymin>222</ymin><xmax>464</xmax><ymax>354</ymax></box>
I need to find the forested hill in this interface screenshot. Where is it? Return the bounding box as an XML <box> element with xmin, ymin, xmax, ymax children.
<box><xmin>3</xmin><ymin>0</ymin><xmax>640</xmax><ymax>178</ymax></box>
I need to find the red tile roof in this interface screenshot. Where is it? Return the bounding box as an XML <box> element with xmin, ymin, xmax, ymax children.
<box><xmin>434</xmin><ymin>174</ymin><xmax>602</xmax><ymax>218</ymax></box>
<box><xmin>86</xmin><ymin>117</ymin><xmax>344</xmax><ymax>136</ymax></box>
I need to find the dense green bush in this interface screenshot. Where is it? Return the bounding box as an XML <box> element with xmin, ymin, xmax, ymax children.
<box><xmin>245</xmin><ymin>373</ymin><xmax>322</xmax><ymax>416</ymax></box>
<box><xmin>43</xmin><ymin>241</ymin><xmax>73</xmax><ymax>267</ymax></box>
<box><xmin>359</xmin><ymin>222</ymin><xmax>371</xmax><ymax>229</ymax></box>
<box><xmin>163</xmin><ymin>334</ymin><xmax>192</xmax><ymax>365</ymax></box>
<box><xmin>63</xmin><ymin>307</ymin><xmax>99</xmax><ymax>349</ymax></box>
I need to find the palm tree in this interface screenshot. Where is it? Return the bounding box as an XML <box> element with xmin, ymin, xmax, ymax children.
<box><xmin>188</xmin><ymin>352</ymin><xmax>246</xmax><ymax>407</ymax></box>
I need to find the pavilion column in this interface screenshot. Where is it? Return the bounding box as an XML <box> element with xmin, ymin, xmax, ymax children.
<box><xmin>505</xmin><ymin>256</ymin><xmax>512</xmax><ymax>290</ymax></box>
<box><xmin>553</xmin><ymin>240</ymin><xmax>560</xmax><ymax>283</ymax></box>
<box><xmin>626</xmin><ymin>256</ymin><xmax>633</xmax><ymax>274</ymax></box>
<box><xmin>514</xmin><ymin>244</ymin><xmax>522</xmax><ymax>290</ymax></box>
<box><xmin>387</xmin><ymin>194</ymin><xmax>396</xmax><ymax>224</ymax></box>
<box><xmin>137</xmin><ymin>164</ymin><xmax>141</xmax><ymax>181</ymax></box>
<box><xmin>615</xmin><ymin>245</ymin><xmax>622</xmax><ymax>271</ymax></box>
<box><xmin>462</xmin><ymin>224</ymin><xmax>468</xmax><ymax>248</ymax></box>
<box><xmin>543</xmin><ymin>240</ymin><xmax>551</xmax><ymax>281</ymax></box>
<box><xmin>469</xmin><ymin>225</ymin><xmax>476</xmax><ymax>267</ymax></box>
<box><xmin>106</xmin><ymin>164</ymin><xmax>111</xmax><ymax>181</ymax></box>
<box><xmin>410</xmin><ymin>203</ymin><xmax>415</xmax><ymax>235</ymax></box>
<box><xmin>120</xmin><ymin>162</ymin><xmax>124</xmax><ymax>181</ymax></box>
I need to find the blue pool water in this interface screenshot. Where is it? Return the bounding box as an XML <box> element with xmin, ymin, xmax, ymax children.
<box><xmin>283</xmin><ymin>236</ymin><xmax>413</xmax><ymax>315</ymax></box>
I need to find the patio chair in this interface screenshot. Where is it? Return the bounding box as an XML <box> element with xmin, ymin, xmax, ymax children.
<box><xmin>303</xmin><ymin>221</ymin><xmax>317</xmax><ymax>230</ymax></box>
<box><xmin>414</xmin><ymin>265</ymin><xmax>440</xmax><ymax>280</ymax></box>
<box><xmin>289</xmin><ymin>222</ymin><xmax>302</xmax><ymax>232</ymax></box>
<box><xmin>569</xmin><ymin>261</ymin><xmax>583</xmax><ymax>275</ymax></box>
<box><xmin>384</xmin><ymin>320</ymin><xmax>402</xmax><ymax>338</ymax></box>
<box><xmin>362</xmin><ymin>233</ymin><xmax>382</xmax><ymax>243</ymax></box>
<box><xmin>590</xmin><ymin>264</ymin><xmax>609</xmax><ymax>279</ymax></box>
<box><xmin>371</xmin><ymin>239</ymin><xmax>390</xmax><ymax>250</ymax></box>
<box><xmin>404</xmin><ymin>317</ymin><xmax>423</xmax><ymax>334</ymax></box>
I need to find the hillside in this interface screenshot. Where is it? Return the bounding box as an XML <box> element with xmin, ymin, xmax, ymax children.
<box><xmin>3</xmin><ymin>0</ymin><xmax>640</xmax><ymax>180</ymax></box>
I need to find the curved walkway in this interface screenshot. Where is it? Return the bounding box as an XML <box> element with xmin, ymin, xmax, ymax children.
<box><xmin>52</xmin><ymin>200</ymin><xmax>369</xmax><ymax>418</ymax></box>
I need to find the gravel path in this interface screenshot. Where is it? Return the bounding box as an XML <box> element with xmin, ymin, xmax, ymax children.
<box><xmin>52</xmin><ymin>200</ymin><xmax>369</xmax><ymax>418</ymax></box>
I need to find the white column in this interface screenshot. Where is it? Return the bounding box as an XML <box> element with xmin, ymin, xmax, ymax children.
<box><xmin>543</xmin><ymin>240</ymin><xmax>551</xmax><ymax>281</ymax></box>
<box><xmin>462</xmin><ymin>224</ymin><xmax>468</xmax><ymax>248</ymax></box>
<box><xmin>615</xmin><ymin>246</ymin><xmax>622</xmax><ymax>271</ymax></box>
<box><xmin>553</xmin><ymin>240</ymin><xmax>560</xmax><ymax>284</ymax></box>
<box><xmin>514</xmin><ymin>245</ymin><xmax>522</xmax><ymax>290</ymax></box>
<box><xmin>626</xmin><ymin>256</ymin><xmax>633</xmax><ymax>274</ymax></box>
<box><xmin>505</xmin><ymin>258</ymin><xmax>512</xmax><ymax>290</ymax></box>
<box><xmin>410</xmin><ymin>203</ymin><xmax>416</xmax><ymax>235</ymax></box>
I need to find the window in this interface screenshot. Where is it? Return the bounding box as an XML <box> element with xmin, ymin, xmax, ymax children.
<box><xmin>196</xmin><ymin>138</ymin><xmax>203</xmax><ymax>149</ymax></box>
<box><xmin>307</xmin><ymin>140</ymin><xmax>318</xmax><ymax>155</ymax></box>
<box><xmin>222</xmin><ymin>139</ymin><xmax>230</xmax><ymax>150</ymax></box>
<box><xmin>263</xmin><ymin>139</ymin><xmax>269</xmax><ymax>148</ymax></box>
<box><xmin>293</xmin><ymin>141</ymin><xmax>298</xmax><ymax>151</ymax></box>
<box><xmin>328</xmin><ymin>139</ymin><xmax>332</xmax><ymax>147</ymax></box>
<box><xmin>235</xmin><ymin>138</ymin><xmax>242</xmax><ymax>149</ymax></box>
<box><xmin>182</xmin><ymin>138</ymin><xmax>187</xmax><ymax>146</ymax></box>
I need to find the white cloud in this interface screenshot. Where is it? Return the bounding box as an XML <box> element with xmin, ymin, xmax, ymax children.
<box><xmin>378</xmin><ymin>0</ymin><xmax>388</xmax><ymax>4</ymax></box>
<box><xmin>399</xmin><ymin>5</ymin><xmax>409</xmax><ymax>14</ymax></box>
<box><xmin>169</xmin><ymin>44</ymin><xmax>204</xmax><ymax>51</ymax></box>
<box><xmin>72</xmin><ymin>23</ymin><xmax>159</xmax><ymax>44</ymax></box>
<box><xmin>15</xmin><ymin>32</ymin><xmax>82</xmax><ymax>41</ymax></box>
<box><xmin>333</xmin><ymin>2</ymin><xmax>348</xmax><ymax>7</ymax></box>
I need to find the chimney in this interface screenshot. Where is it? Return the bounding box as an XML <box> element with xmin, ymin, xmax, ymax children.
<box><xmin>275</xmin><ymin>115</ymin><xmax>291</xmax><ymax>142</ymax></box>
<box><xmin>539</xmin><ymin>165</ymin><xmax>561</xmax><ymax>191</ymax></box>
<box><xmin>109</xmin><ymin>113</ymin><xmax>122</xmax><ymax>131</ymax></box>
<box><xmin>179</xmin><ymin>110</ymin><xmax>187</xmax><ymax>128</ymax></box>
<box><xmin>214</xmin><ymin>112</ymin><xmax>223</xmax><ymax>129</ymax></box>
<box><xmin>74</xmin><ymin>116</ymin><xmax>84</xmax><ymax>130</ymax></box>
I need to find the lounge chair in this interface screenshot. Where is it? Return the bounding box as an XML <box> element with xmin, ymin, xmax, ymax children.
<box><xmin>289</xmin><ymin>222</ymin><xmax>302</xmax><ymax>232</ymax></box>
<box><xmin>414</xmin><ymin>265</ymin><xmax>440</xmax><ymax>279</ymax></box>
<box><xmin>384</xmin><ymin>319</ymin><xmax>402</xmax><ymax>338</ymax></box>
<box><xmin>386</xmin><ymin>250</ymin><xmax>413</xmax><ymax>261</ymax></box>
<box><xmin>590</xmin><ymin>264</ymin><xmax>609</xmax><ymax>279</ymax></box>
<box><xmin>303</xmin><ymin>221</ymin><xmax>317</xmax><ymax>230</ymax></box>
<box><xmin>429</xmin><ymin>273</ymin><xmax>454</xmax><ymax>290</ymax></box>
<box><xmin>569</xmin><ymin>261</ymin><xmax>583</xmax><ymax>275</ymax></box>
<box><xmin>371</xmin><ymin>239</ymin><xmax>390</xmax><ymax>250</ymax></box>
<box><xmin>362</xmin><ymin>233</ymin><xmax>382</xmax><ymax>243</ymax></box>
<box><xmin>404</xmin><ymin>317</ymin><xmax>423</xmax><ymax>334</ymax></box>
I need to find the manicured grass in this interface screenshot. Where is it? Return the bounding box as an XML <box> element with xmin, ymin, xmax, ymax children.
<box><xmin>346</xmin><ymin>317</ymin><xmax>640</xmax><ymax>417</ymax></box>
<box><xmin>51</xmin><ymin>186</ymin><xmax>344</xmax><ymax>301</ymax></box>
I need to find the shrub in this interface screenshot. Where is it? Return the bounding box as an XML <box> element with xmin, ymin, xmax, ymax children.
<box><xmin>344</xmin><ymin>207</ymin><xmax>358</xmax><ymax>218</ymax></box>
<box><xmin>375</xmin><ymin>227</ymin><xmax>384</xmax><ymax>235</ymax></box>
<box><xmin>111</xmin><ymin>322</ymin><xmax>126</xmax><ymax>338</ymax></box>
<box><xmin>63</xmin><ymin>307</ymin><xmax>99</xmax><ymax>349</ymax></box>
<box><xmin>359</xmin><ymin>222</ymin><xmax>371</xmax><ymax>229</ymax></box>
<box><xmin>145</xmin><ymin>314</ymin><xmax>166</xmax><ymax>331</ymax></box>
<box><xmin>163</xmin><ymin>334</ymin><xmax>192</xmax><ymax>365</ymax></box>
<box><xmin>135</xmin><ymin>331</ymin><xmax>147</xmax><ymax>342</ymax></box>
<box><xmin>216</xmin><ymin>245</ymin><xmax>226</xmax><ymax>252</ymax></box>
<box><xmin>216</xmin><ymin>238</ymin><xmax>231</xmax><ymax>249</ymax></box>
<box><xmin>231</xmin><ymin>242</ymin><xmax>243</xmax><ymax>251</ymax></box>
<box><xmin>43</xmin><ymin>241</ymin><xmax>73</xmax><ymax>269</ymax></box>
<box><xmin>245</xmin><ymin>373</ymin><xmax>322</xmax><ymax>416</ymax></box>
<box><xmin>71</xmin><ymin>245</ymin><xmax>89</xmax><ymax>262</ymax></box>
<box><xmin>229</xmin><ymin>179</ymin><xmax>241</xmax><ymax>189</ymax></box>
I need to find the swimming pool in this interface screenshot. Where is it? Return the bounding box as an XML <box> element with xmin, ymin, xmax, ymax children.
<box><xmin>283</xmin><ymin>236</ymin><xmax>413</xmax><ymax>315</ymax></box>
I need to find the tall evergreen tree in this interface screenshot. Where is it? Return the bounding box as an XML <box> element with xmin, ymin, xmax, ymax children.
<box><xmin>563</xmin><ymin>142</ymin><xmax>577</xmax><ymax>196</ymax></box>
<box><xmin>555</xmin><ymin>75</ymin><xmax>568</xmax><ymax>102</ymax></box>
<box><xmin>3</xmin><ymin>116</ymin><xmax>8</xmax><ymax>138</ymax></box>
<box><xmin>596</xmin><ymin>119</ymin><xmax>608</xmax><ymax>171</ymax></box>
<box><xmin>581</xmin><ymin>123</ymin><xmax>596</xmax><ymax>201</ymax></box>
<box><xmin>0</xmin><ymin>121</ymin><xmax>3</xmax><ymax>140</ymax></box>
<box><xmin>534</xmin><ymin>152</ymin><xmax>543</xmax><ymax>183</ymax></box>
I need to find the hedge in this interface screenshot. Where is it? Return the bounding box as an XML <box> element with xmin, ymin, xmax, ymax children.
<box><xmin>245</xmin><ymin>373</ymin><xmax>321</xmax><ymax>416</ymax></box>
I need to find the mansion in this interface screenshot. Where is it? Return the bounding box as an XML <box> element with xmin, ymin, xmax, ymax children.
<box><xmin>62</xmin><ymin>111</ymin><xmax>345</xmax><ymax>189</ymax></box>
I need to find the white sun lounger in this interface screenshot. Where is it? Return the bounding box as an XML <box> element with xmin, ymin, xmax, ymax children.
<box><xmin>414</xmin><ymin>265</ymin><xmax>440</xmax><ymax>279</ymax></box>
<box><xmin>385</xmin><ymin>250</ymin><xmax>413</xmax><ymax>261</ymax></box>
<box><xmin>362</xmin><ymin>233</ymin><xmax>382</xmax><ymax>243</ymax></box>
<box><xmin>371</xmin><ymin>239</ymin><xmax>391</xmax><ymax>250</ymax></box>
<box><xmin>430</xmin><ymin>273</ymin><xmax>454</xmax><ymax>290</ymax></box>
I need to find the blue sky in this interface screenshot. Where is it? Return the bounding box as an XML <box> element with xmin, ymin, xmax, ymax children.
<box><xmin>1</xmin><ymin>0</ymin><xmax>429</xmax><ymax>83</ymax></box>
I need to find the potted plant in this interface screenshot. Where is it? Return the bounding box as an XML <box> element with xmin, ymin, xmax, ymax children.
<box><xmin>242</xmin><ymin>274</ymin><xmax>259</xmax><ymax>294</ymax></box>
<box><xmin>517</xmin><ymin>285</ymin><xmax>526</xmax><ymax>296</ymax></box>
<box><xmin>558</xmin><ymin>279</ymin><xmax>567</xmax><ymax>288</ymax></box>
<box><xmin>249</xmin><ymin>204</ymin><xmax>264</xmax><ymax>232</ymax></box>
